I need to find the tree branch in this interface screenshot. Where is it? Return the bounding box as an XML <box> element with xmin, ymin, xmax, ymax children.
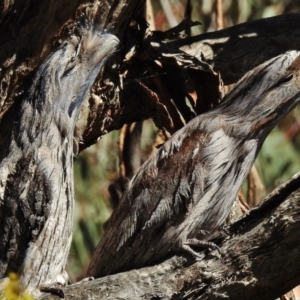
<box><xmin>80</xmin><ymin>12</ymin><xmax>300</xmax><ymax>147</ymax></box>
<box><xmin>41</xmin><ymin>172</ymin><xmax>300</xmax><ymax>300</ymax></box>
<box><xmin>177</xmin><ymin>12</ymin><xmax>300</xmax><ymax>84</ymax></box>
<box><xmin>2</xmin><ymin>6</ymin><xmax>300</xmax><ymax>150</ymax></box>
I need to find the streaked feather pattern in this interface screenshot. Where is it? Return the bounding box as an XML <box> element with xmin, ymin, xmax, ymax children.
<box><xmin>88</xmin><ymin>51</ymin><xmax>300</xmax><ymax>278</ymax></box>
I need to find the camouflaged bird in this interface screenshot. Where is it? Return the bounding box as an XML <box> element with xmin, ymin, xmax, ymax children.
<box><xmin>0</xmin><ymin>27</ymin><xmax>118</xmax><ymax>296</ymax></box>
<box><xmin>87</xmin><ymin>51</ymin><xmax>300</xmax><ymax>278</ymax></box>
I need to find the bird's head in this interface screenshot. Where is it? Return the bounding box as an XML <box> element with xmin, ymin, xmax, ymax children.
<box><xmin>221</xmin><ymin>51</ymin><xmax>300</xmax><ymax>140</ymax></box>
<box><xmin>59</xmin><ymin>30</ymin><xmax>119</xmax><ymax>117</ymax></box>
<box><xmin>31</xmin><ymin>29</ymin><xmax>119</xmax><ymax>119</ymax></box>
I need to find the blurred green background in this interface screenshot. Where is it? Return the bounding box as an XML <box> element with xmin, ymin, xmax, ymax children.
<box><xmin>67</xmin><ymin>0</ymin><xmax>300</xmax><ymax>280</ymax></box>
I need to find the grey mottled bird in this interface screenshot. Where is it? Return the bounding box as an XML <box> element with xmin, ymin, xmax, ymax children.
<box><xmin>0</xmin><ymin>27</ymin><xmax>118</xmax><ymax>296</ymax></box>
<box><xmin>87</xmin><ymin>51</ymin><xmax>300</xmax><ymax>278</ymax></box>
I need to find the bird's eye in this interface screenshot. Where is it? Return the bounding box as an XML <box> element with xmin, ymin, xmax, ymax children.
<box><xmin>69</xmin><ymin>35</ymin><xmax>81</xmax><ymax>47</ymax></box>
<box><xmin>278</xmin><ymin>74</ymin><xmax>293</xmax><ymax>85</ymax></box>
<box><xmin>270</xmin><ymin>73</ymin><xmax>293</xmax><ymax>91</ymax></box>
<box><xmin>64</xmin><ymin>58</ymin><xmax>77</xmax><ymax>73</ymax></box>
<box><xmin>63</xmin><ymin>38</ymin><xmax>82</xmax><ymax>74</ymax></box>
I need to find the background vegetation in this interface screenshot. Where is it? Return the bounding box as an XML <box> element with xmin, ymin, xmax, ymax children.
<box><xmin>68</xmin><ymin>0</ymin><xmax>300</xmax><ymax>281</ymax></box>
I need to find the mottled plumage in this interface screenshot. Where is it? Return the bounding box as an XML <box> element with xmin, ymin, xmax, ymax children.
<box><xmin>0</xmin><ymin>29</ymin><xmax>118</xmax><ymax>295</ymax></box>
<box><xmin>88</xmin><ymin>51</ymin><xmax>300</xmax><ymax>278</ymax></box>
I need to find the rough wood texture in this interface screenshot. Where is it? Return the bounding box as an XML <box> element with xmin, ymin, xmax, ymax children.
<box><xmin>0</xmin><ymin>24</ymin><xmax>118</xmax><ymax>296</ymax></box>
<box><xmin>178</xmin><ymin>12</ymin><xmax>300</xmax><ymax>85</ymax></box>
<box><xmin>80</xmin><ymin>11</ymin><xmax>300</xmax><ymax>146</ymax></box>
<box><xmin>2</xmin><ymin>4</ymin><xmax>300</xmax><ymax>151</ymax></box>
<box><xmin>87</xmin><ymin>51</ymin><xmax>300</xmax><ymax>279</ymax></box>
<box><xmin>41</xmin><ymin>172</ymin><xmax>300</xmax><ymax>300</ymax></box>
<box><xmin>1</xmin><ymin>1</ymin><xmax>300</xmax><ymax>298</ymax></box>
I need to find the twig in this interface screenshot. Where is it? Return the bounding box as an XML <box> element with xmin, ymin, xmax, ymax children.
<box><xmin>247</xmin><ymin>165</ymin><xmax>265</xmax><ymax>207</ymax></box>
<box><xmin>215</xmin><ymin>0</ymin><xmax>224</xmax><ymax>30</ymax></box>
<box><xmin>146</xmin><ymin>0</ymin><xmax>155</xmax><ymax>30</ymax></box>
<box><xmin>159</xmin><ymin>0</ymin><xmax>178</xmax><ymax>28</ymax></box>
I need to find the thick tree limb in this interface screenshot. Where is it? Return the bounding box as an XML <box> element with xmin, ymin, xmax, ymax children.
<box><xmin>41</xmin><ymin>172</ymin><xmax>300</xmax><ymax>300</ymax></box>
<box><xmin>177</xmin><ymin>12</ymin><xmax>300</xmax><ymax>84</ymax></box>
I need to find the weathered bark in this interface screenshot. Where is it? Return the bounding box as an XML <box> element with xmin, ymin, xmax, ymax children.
<box><xmin>1</xmin><ymin>1</ymin><xmax>300</xmax><ymax>298</ymax></box>
<box><xmin>1</xmin><ymin>5</ymin><xmax>300</xmax><ymax>151</ymax></box>
<box><xmin>178</xmin><ymin>12</ymin><xmax>300</xmax><ymax>84</ymax></box>
<box><xmin>41</xmin><ymin>171</ymin><xmax>300</xmax><ymax>300</ymax></box>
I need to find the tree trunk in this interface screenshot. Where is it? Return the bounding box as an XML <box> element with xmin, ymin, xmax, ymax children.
<box><xmin>1</xmin><ymin>0</ymin><xmax>300</xmax><ymax>298</ymax></box>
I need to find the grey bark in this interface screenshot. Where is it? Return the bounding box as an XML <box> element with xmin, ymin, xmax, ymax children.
<box><xmin>1</xmin><ymin>6</ymin><xmax>300</xmax><ymax>148</ymax></box>
<box><xmin>87</xmin><ymin>51</ymin><xmax>300</xmax><ymax>279</ymax></box>
<box><xmin>1</xmin><ymin>1</ymin><xmax>300</xmax><ymax>299</ymax></box>
<box><xmin>41</xmin><ymin>171</ymin><xmax>300</xmax><ymax>300</ymax></box>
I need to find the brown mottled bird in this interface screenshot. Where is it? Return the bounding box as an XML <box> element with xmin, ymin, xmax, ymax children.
<box><xmin>87</xmin><ymin>51</ymin><xmax>300</xmax><ymax>278</ymax></box>
<box><xmin>0</xmin><ymin>26</ymin><xmax>118</xmax><ymax>296</ymax></box>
